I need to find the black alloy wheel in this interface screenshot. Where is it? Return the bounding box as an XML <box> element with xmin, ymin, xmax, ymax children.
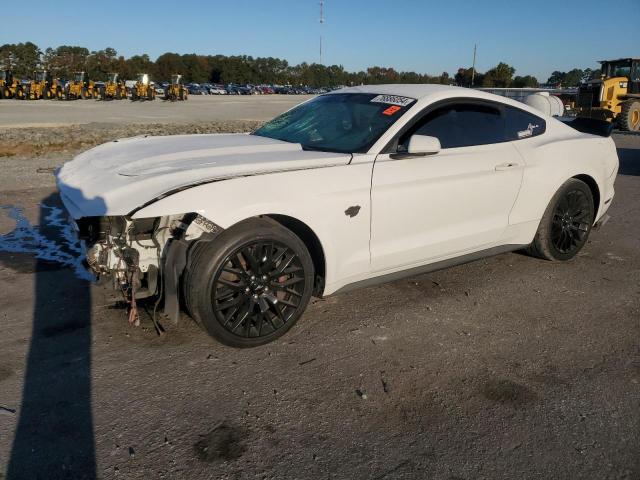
<box><xmin>212</xmin><ymin>240</ymin><xmax>306</xmax><ymax>339</ymax></box>
<box><xmin>550</xmin><ymin>189</ymin><xmax>592</xmax><ymax>255</ymax></box>
<box><xmin>527</xmin><ymin>178</ymin><xmax>595</xmax><ymax>261</ymax></box>
<box><xmin>184</xmin><ymin>218</ymin><xmax>314</xmax><ymax>347</ymax></box>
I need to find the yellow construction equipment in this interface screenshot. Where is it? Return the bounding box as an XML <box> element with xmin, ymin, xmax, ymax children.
<box><xmin>98</xmin><ymin>73</ymin><xmax>127</xmax><ymax>100</ymax></box>
<box><xmin>65</xmin><ymin>71</ymin><xmax>96</xmax><ymax>100</ymax></box>
<box><xmin>25</xmin><ymin>70</ymin><xmax>63</xmax><ymax>100</ymax></box>
<box><xmin>131</xmin><ymin>73</ymin><xmax>155</xmax><ymax>101</ymax></box>
<box><xmin>164</xmin><ymin>74</ymin><xmax>188</xmax><ymax>101</ymax></box>
<box><xmin>1</xmin><ymin>70</ymin><xmax>25</xmax><ymax>99</ymax></box>
<box><xmin>576</xmin><ymin>58</ymin><xmax>640</xmax><ymax>131</ymax></box>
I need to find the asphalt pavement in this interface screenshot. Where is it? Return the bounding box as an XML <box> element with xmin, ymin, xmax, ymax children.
<box><xmin>0</xmin><ymin>131</ymin><xmax>638</xmax><ymax>480</ymax></box>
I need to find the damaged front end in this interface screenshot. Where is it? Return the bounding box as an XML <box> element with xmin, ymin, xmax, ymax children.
<box><xmin>76</xmin><ymin>213</ymin><xmax>223</xmax><ymax>324</ymax></box>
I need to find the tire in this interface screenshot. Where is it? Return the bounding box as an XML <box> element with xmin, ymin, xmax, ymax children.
<box><xmin>619</xmin><ymin>100</ymin><xmax>640</xmax><ymax>132</ymax></box>
<box><xmin>526</xmin><ymin>178</ymin><xmax>595</xmax><ymax>261</ymax></box>
<box><xmin>184</xmin><ymin>218</ymin><xmax>315</xmax><ymax>347</ymax></box>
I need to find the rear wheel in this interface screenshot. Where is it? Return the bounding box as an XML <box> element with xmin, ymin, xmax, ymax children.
<box><xmin>527</xmin><ymin>178</ymin><xmax>595</xmax><ymax>261</ymax></box>
<box><xmin>619</xmin><ymin>100</ymin><xmax>640</xmax><ymax>132</ymax></box>
<box><xmin>184</xmin><ymin>218</ymin><xmax>314</xmax><ymax>347</ymax></box>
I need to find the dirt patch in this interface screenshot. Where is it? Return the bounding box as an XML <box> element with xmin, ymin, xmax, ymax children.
<box><xmin>0</xmin><ymin>120</ymin><xmax>264</xmax><ymax>158</ymax></box>
<box><xmin>481</xmin><ymin>378</ymin><xmax>538</xmax><ymax>407</ymax></box>
<box><xmin>193</xmin><ymin>423</ymin><xmax>249</xmax><ymax>462</ymax></box>
<box><xmin>0</xmin><ymin>366</ymin><xmax>13</xmax><ymax>382</ymax></box>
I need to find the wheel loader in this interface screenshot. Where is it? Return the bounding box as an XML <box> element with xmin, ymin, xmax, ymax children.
<box><xmin>0</xmin><ymin>70</ymin><xmax>24</xmax><ymax>99</ymax></box>
<box><xmin>576</xmin><ymin>58</ymin><xmax>640</xmax><ymax>132</ymax></box>
<box><xmin>164</xmin><ymin>74</ymin><xmax>188</xmax><ymax>101</ymax></box>
<box><xmin>131</xmin><ymin>73</ymin><xmax>155</xmax><ymax>101</ymax></box>
<box><xmin>25</xmin><ymin>70</ymin><xmax>63</xmax><ymax>100</ymax></box>
<box><xmin>65</xmin><ymin>71</ymin><xmax>96</xmax><ymax>100</ymax></box>
<box><xmin>98</xmin><ymin>73</ymin><xmax>127</xmax><ymax>100</ymax></box>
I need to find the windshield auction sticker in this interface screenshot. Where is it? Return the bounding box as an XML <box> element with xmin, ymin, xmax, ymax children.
<box><xmin>370</xmin><ymin>94</ymin><xmax>415</xmax><ymax>107</ymax></box>
<box><xmin>382</xmin><ymin>105</ymin><xmax>402</xmax><ymax>115</ymax></box>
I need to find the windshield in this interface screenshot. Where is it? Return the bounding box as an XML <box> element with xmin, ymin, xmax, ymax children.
<box><xmin>605</xmin><ymin>62</ymin><xmax>631</xmax><ymax>78</ymax></box>
<box><xmin>171</xmin><ymin>74</ymin><xmax>181</xmax><ymax>84</ymax></box>
<box><xmin>253</xmin><ymin>93</ymin><xmax>416</xmax><ymax>153</ymax></box>
<box><xmin>74</xmin><ymin>72</ymin><xmax>84</xmax><ymax>82</ymax></box>
<box><xmin>137</xmin><ymin>74</ymin><xmax>149</xmax><ymax>84</ymax></box>
<box><xmin>108</xmin><ymin>73</ymin><xmax>118</xmax><ymax>83</ymax></box>
<box><xmin>0</xmin><ymin>71</ymin><xmax>6</xmax><ymax>81</ymax></box>
<box><xmin>35</xmin><ymin>71</ymin><xmax>45</xmax><ymax>82</ymax></box>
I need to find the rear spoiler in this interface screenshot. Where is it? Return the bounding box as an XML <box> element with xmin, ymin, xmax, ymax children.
<box><xmin>560</xmin><ymin>117</ymin><xmax>613</xmax><ymax>137</ymax></box>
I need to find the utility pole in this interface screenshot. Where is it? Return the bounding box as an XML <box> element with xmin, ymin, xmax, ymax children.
<box><xmin>471</xmin><ymin>44</ymin><xmax>477</xmax><ymax>87</ymax></box>
<box><xmin>319</xmin><ymin>0</ymin><xmax>324</xmax><ymax>65</ymax></box>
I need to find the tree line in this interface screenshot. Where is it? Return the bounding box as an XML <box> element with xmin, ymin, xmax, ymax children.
<box><xmin>1</xmin><ymin>42</ymin><xmax>597</xmax><ymax>88</ymax></box>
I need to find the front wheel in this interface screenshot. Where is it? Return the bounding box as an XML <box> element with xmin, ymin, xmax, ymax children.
<box><xmin>184</xmin><ymin>218</ymin><xmax>315</xmax><ymax>347</ymax></box>
<box><xmin>619</xmin><ymin>100</ymin><xmax>640</xmax><ymax>132</ymax></box>
<box><xmin>526</xmin><ymin>178</ymin><xmax>595</xmax><ymax>261</ymax></box>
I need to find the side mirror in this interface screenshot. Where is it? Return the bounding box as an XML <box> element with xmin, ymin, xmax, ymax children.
<box><xmin>407</xmin><ymin>135</ymin><xmax>441</xmax><ymax>156</ymax></box>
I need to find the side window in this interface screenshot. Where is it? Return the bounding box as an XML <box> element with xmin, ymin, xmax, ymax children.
<box><xmin>400</xmin><ymin>103</ymin><xmax>506</xmax><ymax>149</ymax></box>
<box><xmin>504</xmin><ymin>106</ymin><xmax>546</xmax><ymax>141</ymax></box>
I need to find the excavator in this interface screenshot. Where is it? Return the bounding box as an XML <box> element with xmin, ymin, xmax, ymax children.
<box><xmin>98</xmin><ymin>73</ymin><xmax>127</xmax><ymax>100</ymax></box>
<box><xmin>65</xmin><ymin>71</ymin><xmax>96</xmax><ymax>100</ymax></box>
<box><xmin>0</xmin><ymin>70</ymin><xmax>24</xmax><ymax>99</ymax></box>
<box><xmin>131</xmin><ymin>73</ymin><xmax>155</xmax><ymax>101</ymax></box>
<box><xmin>25</xmin><ymin>70</ymin><xmax>63</xmax><ymax>100</ymax></box>
<box><xmin>576</xmin><ymin>58</ymin><xmax>640</xmax><ymax>131</ymax></box>
<box><xmin>164</xmin><ymin>74</ymin><xmax>188</xmax><ymax>101</ymax></box>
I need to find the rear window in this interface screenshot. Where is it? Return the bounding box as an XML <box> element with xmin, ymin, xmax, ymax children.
<box><xmin>504</xmin><ymin>106</ymin><xmax>546</xmax><ymax>140</ymax></box>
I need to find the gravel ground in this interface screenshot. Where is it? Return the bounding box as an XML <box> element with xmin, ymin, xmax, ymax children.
<box><xmin>0</xmin><ymin>127</ymin><xmax>638</xmax><ymax>480</ymax></box>
<box><xmin>0</xmin><ymin>95</ymin><xmax>310</xmax><ymax>128</ymax></box>
<box><xmin>0</xmin><ymin>121</ymin><xmax>262</xmax><ymax>192</ymax></box>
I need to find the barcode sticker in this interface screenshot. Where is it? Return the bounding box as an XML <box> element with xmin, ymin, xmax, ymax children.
<box><xmin>370</xmin><ymin>95</ymin><xmax>415</xmax><ymax>107</ymax></box>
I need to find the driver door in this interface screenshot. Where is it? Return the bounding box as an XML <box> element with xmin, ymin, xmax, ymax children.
<box><xmin>370</xmin><ymin>102</ymin><xmax>524</xmax><ymax>272</ymax></box>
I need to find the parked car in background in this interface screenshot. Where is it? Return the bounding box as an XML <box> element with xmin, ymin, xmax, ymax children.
<box><xmin>57</xmin><ymin>84</ymin><xmax>618</xmax><ymax>347</ymax></box>
<box><xmin>187</xmin><ymin>84</ymin><xmax>207</xmax><ymax>95</ymax></box>
<box><xmin>205</xmin><ymin>84</ymin><xmax>227</xmax><ymax>95</ymax></box>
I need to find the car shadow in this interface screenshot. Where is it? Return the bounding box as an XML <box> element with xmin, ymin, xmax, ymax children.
<box><xmin>617</xmin><ymin>147</ymin><xmax>640</xmax><ymax>176</ymax></box>
<box><xmin>2</xmin><ymin>192</ymin><xmax>101</xmax><ymax>480</ymax></box>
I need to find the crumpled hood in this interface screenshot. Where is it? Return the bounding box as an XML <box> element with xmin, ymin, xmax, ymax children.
<box><xmin>56</xmin><ymin>133</ymin><xmax>351</xmax><ymax>218</ymax></box>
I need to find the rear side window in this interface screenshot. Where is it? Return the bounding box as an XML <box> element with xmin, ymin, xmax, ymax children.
<box><xmin>402</xmin><ymin>104</ymin><xmax>506</xmax><ymax>149</ymax></box>
<box><xmin>504</xmin><ymin>106</ymin><xmax>546</xmax><ymax>140</ymax></box>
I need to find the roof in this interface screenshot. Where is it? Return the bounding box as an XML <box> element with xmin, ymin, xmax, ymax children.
<box><xmin>329</xmin><ymin>83</ymin><xmax>556</xmax><ymax>120</ymax></box>
<box><xmin>330</xmin><ymin>83</ymin><xmax>462</xmax><ymax>99</ymax></box>
<box><xmin>332</xmin><ymin>83</ymin><xmax>535</xmax><ymax>106</ymax></box>
<box><xmin>598</xmin><ymin>58</ymin><xmax>640</xmax><ymax>63</ymax></box>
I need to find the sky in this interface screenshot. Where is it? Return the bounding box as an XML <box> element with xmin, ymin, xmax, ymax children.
<box><xmin>2</xmin><ymin>0</ymin><xmax>639</xmax><ymax>82</ymax></box>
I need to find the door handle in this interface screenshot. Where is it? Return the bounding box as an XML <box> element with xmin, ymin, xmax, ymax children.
<box><xmin>495</xmin><ymin>162</ymin><xmax>520</xmax><ymax>171</ymax></box>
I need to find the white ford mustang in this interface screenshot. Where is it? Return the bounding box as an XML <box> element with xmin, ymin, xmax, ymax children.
<box><xmin>57</xmin><ymin>85</ymin><xmax>619</xmax><ymax>347</ymax></box>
